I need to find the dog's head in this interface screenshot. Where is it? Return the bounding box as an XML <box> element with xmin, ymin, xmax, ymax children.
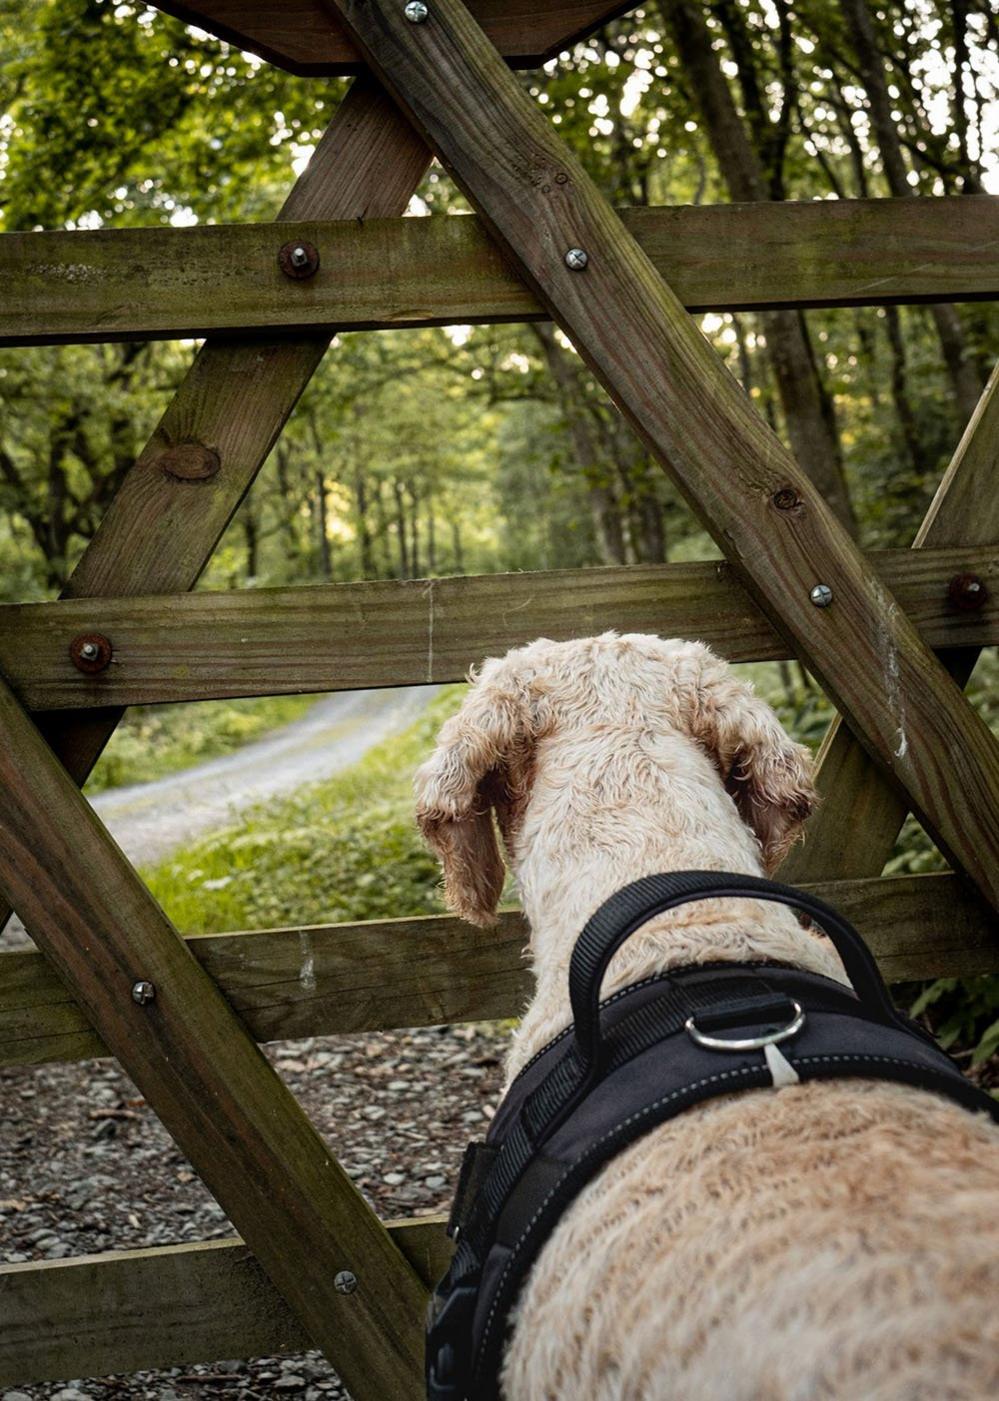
<box><xmin>414</xmin><ymin>634</ymin><xmax>817</xmax><ymax>926</ymax></box>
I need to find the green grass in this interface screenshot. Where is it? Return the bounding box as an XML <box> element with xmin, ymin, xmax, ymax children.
<box><xmin>142</xmin><ymin>686</ymin><xmax>466</xmax><ymax>934</ymax></box>
<box><xmin>85</xmin><ymin>693</ymin><xmax>320</xmax><ymax>794</ymax></box>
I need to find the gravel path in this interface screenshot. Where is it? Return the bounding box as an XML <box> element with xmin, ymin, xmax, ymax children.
<box><xmin>1</xmin><ymin>1024</ymin><xmax>508</xmax><ymax>1400</ymax></box>
<box><xmin>1</xmin><ymin>680</ymin><xmax>496</xmax><ymax>1400</ymax></box>
<box><xmin>2</xmin><ymin>686</ymin><xmax>434</xmax><ymax>954</ymax></box>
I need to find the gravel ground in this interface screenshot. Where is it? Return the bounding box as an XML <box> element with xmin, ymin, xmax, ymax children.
<box><xmin>1</xmin><ymin>1022</ymin><xmax>508</xmax><ymax>1400</ymax></box>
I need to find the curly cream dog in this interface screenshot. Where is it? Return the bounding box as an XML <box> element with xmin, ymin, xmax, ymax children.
<box><xmin>415</xmin><ymin>633</ymin><xmax>999</xmax><ymax>1400</ymax></box>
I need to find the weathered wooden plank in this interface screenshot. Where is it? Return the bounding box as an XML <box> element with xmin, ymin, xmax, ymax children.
<box><xmin>0</xmin><ymin>673</ymin><xmax>427</xmax><ymax>1398</ymax></box>
<box><xmin>147</xmin><ymin>0</ymin><xmax>630</xmax><ymax>75</ymax></box>
<box><xmin>1</xmin><ymin>546</ymin><xmax>995</xmax><ymax>712</ymax></box>
<box><xmin>3</xmin><ymin>874</ymin><xmax>995</xmax><ymax>1070</ymax></box>
<box><xmin>783</xmin><ymin>363</ymin><xmax>999</xmax><ymax>883</ymax></box>
<box><xmin>0</xmin><ymin>79</ymin><xmax>431</xmax><ymax>936</ymax></box>
<box><xmin>2</xmin><ymin>196</ymin><xmax>997</xmax><ymax>345</ymax></box>
<box><xmin>0</xmin><ymin>1218</ymin><xmax>451</xmax><ymax>1387</ymax></box>
<box><xmin>329</xmin><ymin>0</ymin><xmax>999</xmax><ymax>910</ymax></box>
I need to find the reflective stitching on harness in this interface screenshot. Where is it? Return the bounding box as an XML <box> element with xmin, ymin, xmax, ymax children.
<box><xmin>476</xmin><ymin>1053</ymin><xmax>939</xmax><ymax>1374</ymax></box>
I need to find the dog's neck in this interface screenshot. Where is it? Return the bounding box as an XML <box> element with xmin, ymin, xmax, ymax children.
<box><xmin>501</xmin><ymin>748</ymin><xmax>844</xmax><ymax>1086</ymax></box>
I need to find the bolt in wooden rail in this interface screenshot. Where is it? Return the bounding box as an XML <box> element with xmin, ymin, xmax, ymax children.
<box><xmin>327</xmin><ymin>0</ymin><xmax>999</xmax><ymax>908</ymax></box>
<box><xmin>783</xmin><ymin>363</ymin><xmax>999</xmax><ymax>882</ymax></box>
<box><xmin>0</xmin><ymin>670</ymin><xmax>428</xmax><ymax>1398</ymax></box>
<box><xmin>0</xmin><ymin>544</ymin><xmax>994</xmax><ymax>711</ymax></box>
<box><xmin>3</xmin><ymin>194</ymin><xmax>996</xmax><ymax>346</ymax></box>
<box><xmin>2</xmin><ymin>872</ymin><xmax>997</xmax><ymax>1072</ymax></box>
<box><xmin>0</xmin><ymin>76</ymin><xmax>431</xmax><ymax>936</ymax></box>
<box><xmin>0</xmin><ymin>1218</ymin><xmax>453</xmax><ymax>1388</ymax></box>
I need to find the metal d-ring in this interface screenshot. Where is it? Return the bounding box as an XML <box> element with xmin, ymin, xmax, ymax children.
<box><xmin>685</xmin><ymin>999</ymin><xmax>806</xmax><ymax>1053</ymax></box>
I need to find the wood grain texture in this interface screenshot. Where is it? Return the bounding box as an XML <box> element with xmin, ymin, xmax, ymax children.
<box><xmin>1</xmin><ymin>546</ymin><xmax>996</xmax><ymax>711</ymax></box>
<box><xmin>0</xmin><ymin>79</ymin><xmax>430</xmax><ymax>935</ymax></box>
<box><xmin>783</xmin><ymin>363</ymin><xmax>999</xmax><ymax>882</ymax></box>
<box><xmin>3</xmin><ymin>874</ymin><xmax>995</xmax><ymax>1070</ymax></box>
<box><xmin>0</xmin><ymin>1218</ymin><xmax>452</xmax><ymax>1387</ymax></box>
<box><xmin>146</xmin><ymin>0</ymin><xmax>631</xmax><ymax>74</ymax></box>
<box><xmin>327</xmin><ymin>0</ymin><xmax>999</xmax><ymax>910</ymax></box>
<box><xmin>3</xmin><ymin>196</ymin><xmax>997</xmax><ymax>345</ymax></box>
<box><xmin>0</xmin><ymin>673</ymin><xmax>427</xmax><ymax>1399</ymax></box>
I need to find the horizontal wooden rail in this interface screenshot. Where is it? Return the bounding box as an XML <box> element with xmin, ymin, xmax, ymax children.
<box><xmin>0</xmin><ymin>1217</ymin><xmax>451</xmax><ymax>1386</ymax></box>
<box><xmin>2</xmin><ymin>196</ymin><xmax>996</xmax><ymax>346</ymax></box>
<box><xmin>1</xmin><ymin>546</ymin><xmax>995</xmax><ymax>712</ymax></box>
<box><xmin>3</xmin><ymin>874</ymin><xmax>997</xmax><ymax>1070</ymax></box>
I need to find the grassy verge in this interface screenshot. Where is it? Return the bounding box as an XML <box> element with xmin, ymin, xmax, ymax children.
<box><xmin>142</xmin><ymin>686</ymin><xmax>466</xmax><ymax>934</ymax></box>
<box><xmin>85</xmin><ymin>693</ymin><xmax>320</xmax><ymax>794</ymax></box>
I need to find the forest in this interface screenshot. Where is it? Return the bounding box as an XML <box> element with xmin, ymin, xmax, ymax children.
<box><xmin>0</xmin><ymin>0</ymin><xmax>997</xmax><ymax>1069</ymax></box>
<box><xmin>0</xmin><ymin>0</ymin><xmax>996</xmax><ymax>599</ymax></box>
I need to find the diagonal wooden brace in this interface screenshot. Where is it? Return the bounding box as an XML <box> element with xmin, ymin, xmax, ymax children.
<box><xmin>0</xmin><ymin>672</ymin><xmax>427</xmax><ymax>1399</ymax></box>
<box><xmin>783</xmin><ymin>362</ymin><xmax>999</xmax><ymax>882</ymax></box>
<box><xmin>327</xmin><ymin>0</ymin><xmax>999</xmax><ymax>909</ymax></box>
<box><xmin>0</xmin><ymin>76</ymin><xmax>430</xmax><ymax>933</ymax></box>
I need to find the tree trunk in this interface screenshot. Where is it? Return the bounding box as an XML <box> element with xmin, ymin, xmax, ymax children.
<box><xmin>393</xmin><ymin>478</ymin><xmax>410</xmax><ymax>578</ymax></box>
<box><xmin>659</xmin><ymin>0</ymin><xmax>856</xmax><ymax>533</ymax></box>
<box><xmin>531</xmin><ymin>323</ymin><xmax>628</xmax><ymax>565</ymax></box>
<box><xmin>838</xmin><ymin>0</ymin><xmax>983</xmax><ymax>424</ymax></box>
<box><xmin>353</xmin><ymin>467</ymin><xmax>376</xmax><ymax>578</ymax></box>
<box><xmin>315</xmin><ymin>469</ymin><xmax>332</xmax><ymax>580</ymax></box>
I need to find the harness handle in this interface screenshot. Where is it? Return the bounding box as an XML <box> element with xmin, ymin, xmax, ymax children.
<box><xmin>569</xmin><ymin>871</ymin><xmax>899</xmax><ymax>1075</ymax></box>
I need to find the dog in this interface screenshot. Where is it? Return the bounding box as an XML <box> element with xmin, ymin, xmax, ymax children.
<box><xmin>415</xmin><ymin>633</ymin><xmax>999</xmax><ymax>1399</ymax></box>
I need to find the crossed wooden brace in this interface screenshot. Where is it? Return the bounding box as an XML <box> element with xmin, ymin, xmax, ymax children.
<box><xmin>1</xmin><ymin>3</ymin><xmax>997</xmax><ymax>1395</ymax></box>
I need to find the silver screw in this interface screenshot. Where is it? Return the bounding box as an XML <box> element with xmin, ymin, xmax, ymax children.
<box><xmin>289</xmin><ymin>245</ymin><xmax>310</xmax><ymax>269</ymax></box>
<box><xmin>131</xmin><ymin>980</ymin><xmax>156</xmax><ymax>1006</ymax></box>
<box><xmin>404</xmin><ymin>1</ymin><xmax>428</xmax><ymax>20</ymax></box>
<box><xmin>564</xmin><ymin>247</ymin><xmax>589</xmax><ymax>271</ymax></box>
<box><xmin>79</xmin><ymin>641</ymin><xmax>100</xmax><ymax>661</ymax></box>
<box><xmin>809</xmin><ymin>583</ymin><xmax>833</xmax><ymax>608</ymax></box>
<box><xmin>334</xmin><ymin>1270</ymin><xmax>358</xmax><ymax>1294</ymax></box>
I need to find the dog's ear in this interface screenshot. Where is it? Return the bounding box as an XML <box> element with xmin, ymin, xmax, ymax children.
<box><xmin>677</xmin><ymin>645</ymin><xmax>817</xmax><ymax>871</ymax></box>
<box><xmin>414</xmin><ymin>656</ymin><xmax>541</xmax><ymax>927</ymax></box>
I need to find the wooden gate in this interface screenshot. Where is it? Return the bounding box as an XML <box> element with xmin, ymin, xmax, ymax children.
<box><xmin>1</xmin><ymin>2</ymin><xmax>998</xmax><ymax>1394</ymax></box>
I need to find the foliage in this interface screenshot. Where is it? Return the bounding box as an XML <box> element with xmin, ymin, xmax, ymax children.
<box><xmin>84</xmin><ymin>692</ymin><xmax>318</xmax><ymax>792</ymax></box>
<box><xmin>142</xmin><ymin>687</ymin><xmax>465</xmax><ymax>933</ymax></box>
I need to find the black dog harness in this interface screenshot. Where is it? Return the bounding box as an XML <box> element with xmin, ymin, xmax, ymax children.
<box><xmin>426</xmin><ymin>870</ymin><xmax>999</xmax><ymax>1400</ymax></box>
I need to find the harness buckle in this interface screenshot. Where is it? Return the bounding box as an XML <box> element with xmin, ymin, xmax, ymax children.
<box><xmin>685</xmin><ymin>998</ymin><xmax>806</xmax><ymax>1052</ymax></box>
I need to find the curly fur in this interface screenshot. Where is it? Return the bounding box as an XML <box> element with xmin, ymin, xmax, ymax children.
<box><xmin>415</xmin><ymin>634</ymin><xmax>999</xmax><ymax>1399</ymax></box>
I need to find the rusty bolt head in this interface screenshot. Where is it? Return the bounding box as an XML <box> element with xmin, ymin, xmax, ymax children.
<box><xmin>131</xmin><ymin>980</ymin><xmax>156</xmax><ymax>1006</ymax></box>
<box><xmin>948</xmin><ymin>572</ymin><xmax>988</xmax><ymax>612</ymax></box>
<box><xmin>278</xmin><ymin>239</ymin><xmax>320</xmax><ymax>280</ymax></box>
<box><xmin>159</xmin><ymin>443</ymin><xmax>221</xmax><ymax>482</ymax></box>
<box><xmin>772</xmin><ymin>487</ymin><xmax>801</xmax><ymax>512</ymax></box>
<box><xmin>70</xmin><ymin>633</ymin><xmax>113</xmax><ymax>674</ymax></box>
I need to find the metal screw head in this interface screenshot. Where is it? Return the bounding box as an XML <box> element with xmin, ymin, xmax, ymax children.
<box><xmin>564</xmin><ymin>247</ymin><xmax>589</xmax><ymax>271</ymax></box>
<box><xmin>404</xmin><ymin>1</ymin><xmax>428</xmax><ymax>20</ymax></box>
<box><xmin>334</xmin><ymin>1270</ymin><xmax>358</xmax><ymax>1294</ymax></box>
<box><xmin>131</xmin><ymin>980</ymin><xmax>156</xmax><ymax>1006</ymax></box>
<box><xmin>809</xmin><ymin>583</ymin><xmax>834</xmax><ymax>608</ymax></box>
<box><xmin>948</xmin><ymin>571</ymin><xmax>988</xmax><ymax>612</ymax></box>
<box><xmin>278</xmin><ymin>239</ymin><xmax>320</xmax><ymax>280</ymax></box>
<box><xmin>69</xmin><ymin>632</ymin><xmax>113</xmax><ymax>674</ymax></box>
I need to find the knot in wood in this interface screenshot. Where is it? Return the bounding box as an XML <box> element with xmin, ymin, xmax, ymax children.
<box><xmin>158</xmin><ymin>443</ymin><xmax>221</xmax><ymax>482</ymax></box>
<box><xmin>772</xmin><ymin>487</ymin><xmax>802</xmax><ymax>512</ymax></box>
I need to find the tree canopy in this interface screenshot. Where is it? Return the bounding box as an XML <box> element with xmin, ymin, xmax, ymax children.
<box><xmin>0</xmin><ymin>0</ymin><xmax>996</xmax><ymax>600</ymax></box>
